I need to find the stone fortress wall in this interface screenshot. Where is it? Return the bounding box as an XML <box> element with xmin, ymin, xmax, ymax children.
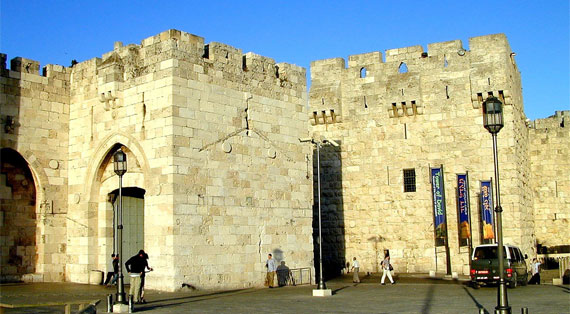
<box><xmin>308</xmin><ymin>33</ymin><xmax>568</xmax><ymax>276</ymax></box>
<box><xmin>1</xmin><ymin>55</ymin><xmax>70</xmax><ymax>282</ymax></box>
<box><xmin>1</xmin><ymin>30</ymin><xmax>567</xmax><ymax>289</ymax></box>
<box><xmin>1</xmin><ymin>29</ymin><xmax>314</xmax><ymax>291</ymax></box>
<box><xmin>529</xmin><ymin>111</ymin><xmax>569</xmax><ymax>249</ymax></box>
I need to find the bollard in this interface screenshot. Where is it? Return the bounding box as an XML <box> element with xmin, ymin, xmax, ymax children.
<box><xmin>128</xmin><ymin>294</ymin><xmax>134</xmax><ymax>313</ymax></box>
<box><xmin>107</xmin><ymin>294</ymin><xmax>113</xmax><ymax>313</ymax></box>
<box><xmin>521</xmin><ymin>307</ymin><xmax>528</xmax><ymax>314</ymax></box>
<box><xmin>479</xmin><ymin>308</ymin><xmax>486</xmax><ymax>314</ymax></box>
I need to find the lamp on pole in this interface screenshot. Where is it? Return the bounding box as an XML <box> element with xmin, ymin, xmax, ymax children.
<box><xmin>482</xmin><ymin>96</ymin><xmax>510</xmax><ymax>314</ymax></box>
<box><xmin>113</xmin><ymin>149</ymin><xmax>128</xmax><ymax>304</ymax></box>
<box><xmin>300</xmin><ymin>137</ymin><xmax>338</xmax><ymax>295</ymax></box>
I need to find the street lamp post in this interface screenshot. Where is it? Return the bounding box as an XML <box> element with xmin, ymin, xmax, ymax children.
<box><xmin>315</xmin><ymin>140</ymin><xmax>326</xmax><ymax>290</ymax></box>
<box><xmin>113</xmin><ymin>149</ymin><xmax>128</xmax><ymax>304</ymax></box>
<box><xmin>482</xmin><ymin>96</ymin><xmax>511</xmax><ymax>314</ymax></box>
<box><xmin>299</xmin><ymin>137</ymin><xmax>338</xmax><ymax>295</ymax></box>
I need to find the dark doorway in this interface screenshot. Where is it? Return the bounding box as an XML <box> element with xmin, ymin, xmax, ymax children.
<box><xmin>0</xmin><ymin>148</ymin><xmax>37</xmax><ymax>282</ymax></box>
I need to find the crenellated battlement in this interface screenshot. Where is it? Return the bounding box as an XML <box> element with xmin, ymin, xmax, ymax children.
<box><xmin>0</xmin><ymin>54</ymin><xmax>71</xmax><ymax>82</ymax></box>
<box><xmin>309</xmin><ymin>33</ymin><xmax>518</xmax><ymax>124</ymax></box>
<box><xmin>91</xmin><ymin>29</ymin><xmax>306</xmax><ymax>93</ymax></box>
<box><xmin>530</xmin><ymin>110</ymin><xmax>569</xmax><ymax>130</ymax></box>
<box><xmin>2</xmin><ymin>29</ymin><xmax>306</xmax><ymax>101</ymax></box>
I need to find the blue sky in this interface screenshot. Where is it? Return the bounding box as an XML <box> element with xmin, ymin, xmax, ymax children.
<box><xmin>1</xmin><ymin>1</ymin><xmax>568</xmax><ymax>120</ymax></box>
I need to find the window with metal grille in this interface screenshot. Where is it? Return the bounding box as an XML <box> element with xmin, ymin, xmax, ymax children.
<box><xmin>403</xmin><ymin>169</ymin><xmax>416</xmax><ymax>192</ymax></box>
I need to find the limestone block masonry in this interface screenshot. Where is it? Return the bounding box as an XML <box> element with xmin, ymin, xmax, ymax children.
<box><xmin>1</xmin><ymin>30</ymin><xmax>568</xmax><ymax>289</ymax></box>
<box><xmin>1</xmin><ymin>29</ymin><xmax>314</xmax><ymax>291</ymax></box>
<box><xmin>308</xmin><ymin>34</ymin><xmax>569</xmax><ymax>276</ymax></box>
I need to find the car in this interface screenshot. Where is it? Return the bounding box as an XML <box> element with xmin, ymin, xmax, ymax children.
<box><xmin>470</xmin><ymin>243</ymin><xmax>529</xmax><ymax>288</ymax></box>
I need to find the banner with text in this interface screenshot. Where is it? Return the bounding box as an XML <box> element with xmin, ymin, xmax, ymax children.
<box><xmin>457</xmin><ymin>174</ymin><xmax>471</xmax><ymax>246</ymax></box>
<box><xmin>431</xmin><ymin>167</ymin><xmax>447</xmax><ymax>246</ymax></box>
<box><xmin>480</xmin><ymin>180</ymin><xmax>495</xmax><ymax>241</ymax></box>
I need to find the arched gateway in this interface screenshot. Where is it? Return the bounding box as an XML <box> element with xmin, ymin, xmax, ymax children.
<box><xmin>0</xmin><ymin>148</ymin><xmax>38</xmax><ymax>281</ymax></box>
<box><xmin>80</xmin><ymin>133</ymin><xmax>149</xmax><ymax>284</ymax></box>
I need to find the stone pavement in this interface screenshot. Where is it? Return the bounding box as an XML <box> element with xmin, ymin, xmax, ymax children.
<box><xmin>1</xmin><ymin>273</ymin><xmax>569</xmax><ymax>313</ymax></box>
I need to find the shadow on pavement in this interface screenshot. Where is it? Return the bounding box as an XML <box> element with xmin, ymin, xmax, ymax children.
<box><xmin>554</xmin><ymin>285</ymin><xmax>570</xmax><ymax>293</ymax></box>
<box><xmin>136</xmin><ymin>288</ymin><xmax>257</xmax><ymax>311</ymax></box>
<box><xmin>462</xmin><ymin>285</ymin><xmax>488</xmax><ymax>314</ymax></box>
<box><xmin>332</xmin><ymin>285</ymin><xmax>350</xmax><ymax>295</ymax></box>
<box><xmin>421</xmin><ymin>284</ymin><xmax>436</xmax><ymax>314</ymax></box>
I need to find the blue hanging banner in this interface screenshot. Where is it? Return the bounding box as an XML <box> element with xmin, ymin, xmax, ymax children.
<box><xmin>480</xmin><ymin>180</ymin><xmax>495</xmax><ymax>241</ymax></box>
<box><xmin>431</xmin><ymin>167</ymin><xmax>447</xmax><ymax>246</ymax></box>
<box><xmin>457</xmin><ymin>174</ymin><xmax>471</xmax><ymax>246</ymax></box>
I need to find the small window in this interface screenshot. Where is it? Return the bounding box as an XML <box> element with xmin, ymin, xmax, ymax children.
<box><xmin>403</xmin><ymin>169</ymin><xmax>416</xmax><ymax>192</ymax></box>
<box><xmin>360</xmin><ymin>67</ymin><xmax>367</xmax><ymax>78</ymax></box>
<box><xmin>399</xmin><ymin>62</ymin><xmax>408</xmax><ymax>74</ymax></box>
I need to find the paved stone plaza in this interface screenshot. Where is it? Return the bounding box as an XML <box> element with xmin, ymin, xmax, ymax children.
<box><xmin>1</xmin><ymin>274</ymin><xmax>568</xmax><ymax>313</ymax></box>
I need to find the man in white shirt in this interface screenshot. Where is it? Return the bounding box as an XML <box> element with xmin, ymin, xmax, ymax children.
<box><xmin>351</xmin><ymin>257</ymin><xmax>360</xmax><ymax>283</ymax></box>
<box><xmin>528</xmin><ymin>258</ymin><xmax>541</xmax><ymax>284</ymax></box>
<box><xmin>266</xmin><ymin>253</ymin><xmax>277</xmax><ymax>288</ymax></box>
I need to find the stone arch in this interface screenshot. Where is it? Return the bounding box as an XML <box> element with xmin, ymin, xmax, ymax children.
<box><xmin>0</xmin><ymin>148</ymin><xmax>43</xmax><ymax>281</ymax></box>
<box><xmin>84</xmin><ymin>132</ymin><xmax>150</xmax><ymax>200</ymax></box>
<box><xmin>0</xmin><ymin>147</ymin><xmax>49</xmax><ymax>205</ymax></box>
<box><xmin>360</xmin><ymin>67</ymin><xmax>367</xmax><ymax>78</ymax></box>
<box><xmin>81</xmin><ymin>132</ymin><xmax>150</xmax><ymax>275</ymax></box>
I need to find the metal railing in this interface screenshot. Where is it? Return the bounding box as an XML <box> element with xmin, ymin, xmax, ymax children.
<box><xmin>537</xmin><ymin>253</ymin><xmax>570</xmax><ymax>280</ymax></box>
<box><xmin>276</xmin><ymin>267</ymin><xmax>312</xmax><ymax>286</ymax></box>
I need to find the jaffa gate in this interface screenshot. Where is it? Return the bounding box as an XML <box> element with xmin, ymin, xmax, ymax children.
<box><xmin>1</xmin><ymin>29</ymin><xmax>568</xmax><ymax>291</ymax></box>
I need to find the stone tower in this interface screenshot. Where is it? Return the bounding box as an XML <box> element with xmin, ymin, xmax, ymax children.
<box><xmin>308</xmin><ymin>34</ymin><xmax>549</xmax><ymax>275</ymax></box>
<box><xmin>1</xmin><ymin>30</ymin><xmax>314</xmax><ymax>291</ymax></box>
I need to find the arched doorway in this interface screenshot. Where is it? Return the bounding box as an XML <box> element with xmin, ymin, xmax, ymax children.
<box><xmin>0</xmin><ymin>148</ymin><xmax>37</xmax><ymax>282</ymax></box>
<box><xmin>91</xmin><ymin>143</ymin><xmax>147</xmax><ymax>283</ymax></box>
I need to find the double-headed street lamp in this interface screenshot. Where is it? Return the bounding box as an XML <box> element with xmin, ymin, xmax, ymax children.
<box><xmin>300</xmin><ymin>137</ymin><xmax>338</xmax><ymax>295</ymax></box>
<box><xmin>113</xmin><ymin>149</ymin><xmax>128</xmax><ymax>304</ymax></box>
<box><xmin>482</xmin><ymin>96</ymin><xmax>511</xmax><ymax>314</ymax></box>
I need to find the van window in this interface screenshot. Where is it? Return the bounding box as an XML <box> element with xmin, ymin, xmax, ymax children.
<box><xmin>474</xmin><ymin>246</ymin><xmax>506</xmax><ymax>259</ymax></box>
<box><xmin>515</xmin><ymin>248</ymin><xmax>523</xmax><ymax>261</ymax></box>
<box><xmin>508</xmin><ymin>247</ymin><xmax>516</xmax><ymax>261</ymax></box>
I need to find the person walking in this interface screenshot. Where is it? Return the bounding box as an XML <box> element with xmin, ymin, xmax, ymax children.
<box><xmin>528</xmin><ymin>258</ymin><xmax>541</xmax><ymax>284</ymax></box>
<box><xmin>125</xmin><ymin>250</ymin><xmax>152</xmax><ymax>303</ymax></box>
<box><xmin>380</xmin><ymin>255</ymin><xmax>395</xmax><ymax>285</ymax></box>
<box><xmin>139</xmin><ymin>252</ymin><xmax>152</xmax><ymax>303</ymax></box>
<box><xmin>351</xmin><ymin>257</ymin><xmax>360</xmax><ymax>283</ymax></box>
<box><xmin>266</xmin><ymin>253</ymin><xmax>277</xmax><ymax>288</ymax></box>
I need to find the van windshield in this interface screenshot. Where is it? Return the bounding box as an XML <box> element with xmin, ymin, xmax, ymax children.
<box><xmin>474</xmin><ymin>246</ymin><xmax>506</xmax><ymax>259</ymax></box>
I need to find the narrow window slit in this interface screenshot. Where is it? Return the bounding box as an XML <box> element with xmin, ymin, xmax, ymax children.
<box><xmin>399</xmin><ymin>62</ymin><xmax>408</xmax><ymax>73</ymax></box>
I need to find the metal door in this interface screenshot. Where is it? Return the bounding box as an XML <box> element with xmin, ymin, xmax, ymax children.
<box><xmin>114</xmin><ymin>195</ymin><xmax>144</xmax><ymax>284</ymax></box>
